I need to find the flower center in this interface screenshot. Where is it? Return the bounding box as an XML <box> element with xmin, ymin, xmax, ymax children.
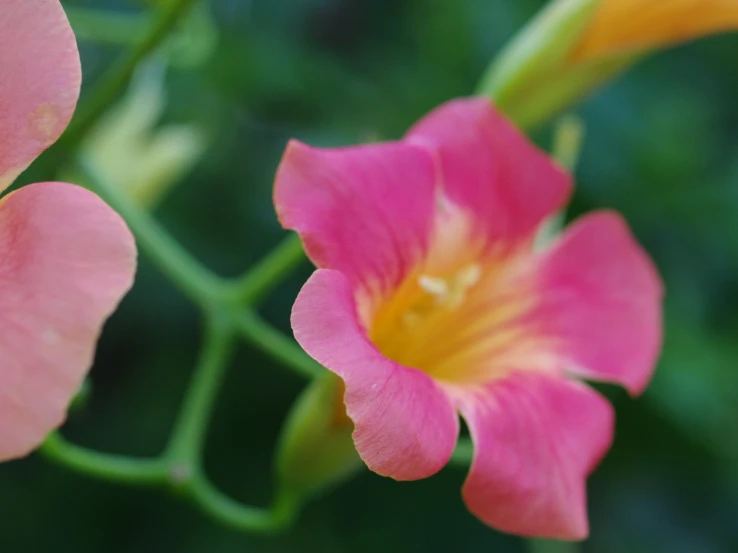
<box><xmin>361</xmin><ymin>206</ymin><xmax>556</xmax><ymax>385</ymax></box>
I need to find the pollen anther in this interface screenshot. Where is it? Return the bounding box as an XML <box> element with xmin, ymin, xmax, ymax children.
<box><xmin>446</xmin><ymin>263</ymin><xmax>482</xmax><ymax>308</ymax></box>
<box><xmin>417</xmin><ymin>263</ymin><xmax>483</xmax><ymax>309</ymax></box>
<box><xmin>418</xmin><ymin>275</ymin><xmax>449</xmax><ymax>297</ymax></box>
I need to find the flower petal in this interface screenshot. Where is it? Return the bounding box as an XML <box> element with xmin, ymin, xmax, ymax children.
<box><xmin>458</xmin><ymin>373</ymin><xmax>613</xmax><ymax>540</ymax></box>
<box><xmin>292</xmin><ymin>269</ymin><xmax>459</xmax><ymax>480</ymax></box>
<box><xmin>406</xmin><ymin>98</ymin><xmax>571</xmax><ymax>245</ymax></box>
<box><xmin>0</xmin><ymin>0</ymin><xmax>81</xmax><ymax>191</ymax></box>
<box><xmin>274</xmin><ymin>140</ymin><xmax>437</xmax><ymax>289</ymax></box>
<box><xmin>0</xmin><ymin>183</ymin><xmax>136</xmax><ymax>460</ymax></box>
<box><xmin>574</xmin><ymin>0</ymin><xmax>738</xmax><ymax>61</ymax></box>
<box><xmin>535</xmin><ymin>211</ymin><xmax>663</xmax><ymax>395</ymax></box>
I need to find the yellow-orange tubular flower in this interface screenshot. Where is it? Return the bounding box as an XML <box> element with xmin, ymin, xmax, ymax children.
<box><xmin>481</xmin><ymin>0</ymin><xmax>738</xmax><ymax>128</ymax></box>
<box><xmin>574</xmin><ymin>0</ymin><xmax>738</xmax><ymax>60</ymax></box>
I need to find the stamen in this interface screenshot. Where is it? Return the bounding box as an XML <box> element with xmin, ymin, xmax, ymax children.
<box><xmin>447</xmin><ymin>263</ymin><xmax>482</xmax><ymax>308</ymax></box>
<box><xmin>455</xmin><ymin>264</ymin><xmax>482</xmax><ymax>289</ymax></box>
<box><xmin>417</xmin><ymin>264</ymin><xmax>483</xmax><ymax>309</ymax></box>
<box><xmin>418</xmin><ymin>275</ymin><xmax>449</xmax><ymax>297</ymax></box>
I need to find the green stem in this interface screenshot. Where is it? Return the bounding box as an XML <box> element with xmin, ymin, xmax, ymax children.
<box><xmin>535</xmin><ymin>115</ymin><xmax>586</xmax><ymax>248</ymax></box>
<box><xmin>164</xmin><ymin>312</ymin><xmax>301</xmax><ymax>531</ymax></box>
<box><xmin>40</xmin><ymin>433</ymin><xmax>167</xmax><ymax>485</ymax></box>
<box><xmin>79</xmin><ymin>159</ymin><xmax>222</xmax><ymax>308</ymax></box>
<box><xmin>62</xmin><ymin>0</ymin><xmax>197</xmax><ymax>149</ymax></box>
<box><xmin>237</xmin><ymin>310</ymin><xmax>323</xmax><ymax>380</ymax></box>
<box><xmin>226</xmin><ymin>234</ymin><xmax>306</xmax><ymax>306</ymax></box>
<box><xmin>81</xmin><ymin>158</ymin><xmax>318</xmax><ymax>384</ymax></box>
<box><xmin>552</xmin><ymin>114</ymin><xmax>586</xmax><ymax>172</ymax></box>
<box><xmin>166</xmin><ymin>312</ymin><xmax>236</xmax><ymax>469</ymax></box>
<box><xmin>42</xmin><ymin>313</ymin><xmax>302</xmax><ymax>533</ymax></box>
<box><xmin>190</xmin><ymin>475</ymin><xmax>299</xmax><ymax>533</ymax></box>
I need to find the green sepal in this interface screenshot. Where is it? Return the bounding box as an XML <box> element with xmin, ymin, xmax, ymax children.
<box><xmin>275</xmin><ymin>372</ymin><xmax>362</xmax><ymax>501</ymax></box>
<box><xmin>477</xmin><ymin>0</ymin><xmax>641</xmax><ymax>129</ymax></box>
<box><xmin>478</xmin><ymin>0</ymin><xmax>601</xmax><ymax>105</ymax></box>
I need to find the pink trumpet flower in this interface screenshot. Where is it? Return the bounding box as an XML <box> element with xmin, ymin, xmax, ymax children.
<box><xmin>0</xmin><ymin>1</ymin><xmax>136</xmax><ymax>460</ymax></box>
<box><xmin>275</xmin><ymin>98</ymin><xmax>662</xmax><ymax>539</ymax></box>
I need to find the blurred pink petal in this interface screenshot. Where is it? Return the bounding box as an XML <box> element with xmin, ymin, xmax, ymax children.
<box><xmin>0</xmin><ymin>183</ymin><xmax>136</xmax><ymax>461</ymax></box>
<box><xmin>292</xmin><ymin>269</ymin><xmax>459</xmax><ymax>480</ymax></box>
<box><xmin>0</xmin><ymin>0</ymin><xmax>81</xmax><ymax>191</ymax></box>
<box><xmin>457</xmin><ymin>373</ymin><xmax>614</xmax><ymax>540</ymax></box>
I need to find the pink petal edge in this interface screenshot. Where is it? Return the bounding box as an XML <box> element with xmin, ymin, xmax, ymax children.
<box><xmin>0</xmin><ymin>182</ymin><xmax>136</xmax><ymax>461</ymax></box>
<box><xmin>0</xmin><ymin>0</ymin><xmax>81</xmax><ymax>191</ymax></box>
<box><xmin>406</xmin><ymin>97</ymin><xmax>572</xmax><ymax>245</ymax></box>
<box><xmin>535</xmin><ymin>211</ymin><xmax>664</xmax><ymax>395</ymax></box>
<box><xmin>274</xmin><ymin>139</ymin><xmax>437</xmax><ymax>290</ymax></box>
<box><xmin>291</xmin><ymin>269</ymin><xmax>459</xmax><ymax>480</ymax></box>
<box><xmin>456</xmin><ymin>373</ymin><xmax>614</xmax><ymax>540</ymax></box>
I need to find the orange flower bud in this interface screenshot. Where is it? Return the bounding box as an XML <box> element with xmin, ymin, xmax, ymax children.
<box><xmin>574</xmin><ymin>0</ymin><xmax>738</xmax><ymax>61</ymax></box>
<box><xmin>480</xmin><ymin>0</ymin><xmax>738</xmax><ymax>128</ymax></box>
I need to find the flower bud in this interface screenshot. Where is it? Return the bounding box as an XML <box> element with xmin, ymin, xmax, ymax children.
<box><xmin>275</xmin><ymin>373</ymin><xmax>362</xmax><ymax>500</ymax></box>
<box><xmin>480</xmin><ymin>0</ymin><xmax>738</xmax><ymax>128</ymax></box>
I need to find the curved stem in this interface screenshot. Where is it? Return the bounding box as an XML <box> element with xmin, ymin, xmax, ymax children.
<box><xmin>62</xmin><ymin>0</ymin><xmax>197</xmax><ymax>149</ymax></box>
<box><xmin>166</xmin><ymin>311</ymin><xmax>236</xmax><ymax>468</ymax></box>
<box><xmin>236</xmin><ymin>310</ymin><xmax>323</xmax><ymax>380</ymax></box>
<box><xmin>40</xmin><ymin>433</ymin><xmax>167</xmax><ymax>485</ymax></box>
<box><xmin>79</xmin><ymin>159</ymin><xmax>223</xmax><ymax>308</ymax></box>
<box><xmin>42</xmin><ymin>312</ymin><xmax>303</xmax><ymax>533</ymax></box>
<box><xmin>190</xmin><ymin>475</ymin><xmax>299</xmax><ymax>534</ymax></box>
<box><xmin>164</xmin><ymin>312</ymin><xmax>302</xmax><ymax>531</ymax></box>
<box><xmin>226</xmin><ymin>234</ymin><xmax>306</xmax><ymax>306</ymax></box>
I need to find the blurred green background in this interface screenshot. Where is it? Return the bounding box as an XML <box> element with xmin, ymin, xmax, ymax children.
<box><xmin>2</xmin><ymin>0</ymin><xmax>738</xmax><ymax>551</ymax></box>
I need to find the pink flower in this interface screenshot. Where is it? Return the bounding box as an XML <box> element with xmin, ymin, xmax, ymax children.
<box><xmin>0</xmin><ymin>1</ymin><xmax>136</xmax><ymax>461</ymax></box>
<box><xmin>275</xmin><ymin>98</ymin><xmax>662</xmax><ymax>539</ymax></box>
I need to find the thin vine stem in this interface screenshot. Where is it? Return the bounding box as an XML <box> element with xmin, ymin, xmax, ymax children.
<box><xmin>41</xmin><ymin>311</ymin><xmax>301</xmax><ymax>532</ymax></box>
<box><xmin>48</xmin><ymin>150</ymin><xmax>316</xmax><ymax>534</ymax></box>
<box><xmin>77</xmin><ymin>161</ymin><xmax>317</xmax><ymax>385</ymax></box>
<box><xmin>165</xmin><ymin>312</ymin><xmax>301</xmax><ymax>531</ymax></box>
<box><xmin>237</xmin><ymin>310</ymin><xmax>323</xmax><ymax>379</ymax></box>
<box><xmin>79</xmin><ymin>159</ymin><xmax>223</xmax><ymax>308</ymax></box>
<box><xmin>190</xmin><ymin>476</ymin><xmax>299</xmax><ymax>534</ymax></box>
<box><xmin>226</xmin><ymin>233</ymin><xmax>306</xmax><ymax>306</ymax></box>
<box><xmin>40</xmin><ymin>433</ymin><xmax>167</xmax><ymax>486</ymax></box>
<box><xmin>166</xmin><ymin>311</ymin><xmax>236</xmax><ymax>470</ymax></box>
